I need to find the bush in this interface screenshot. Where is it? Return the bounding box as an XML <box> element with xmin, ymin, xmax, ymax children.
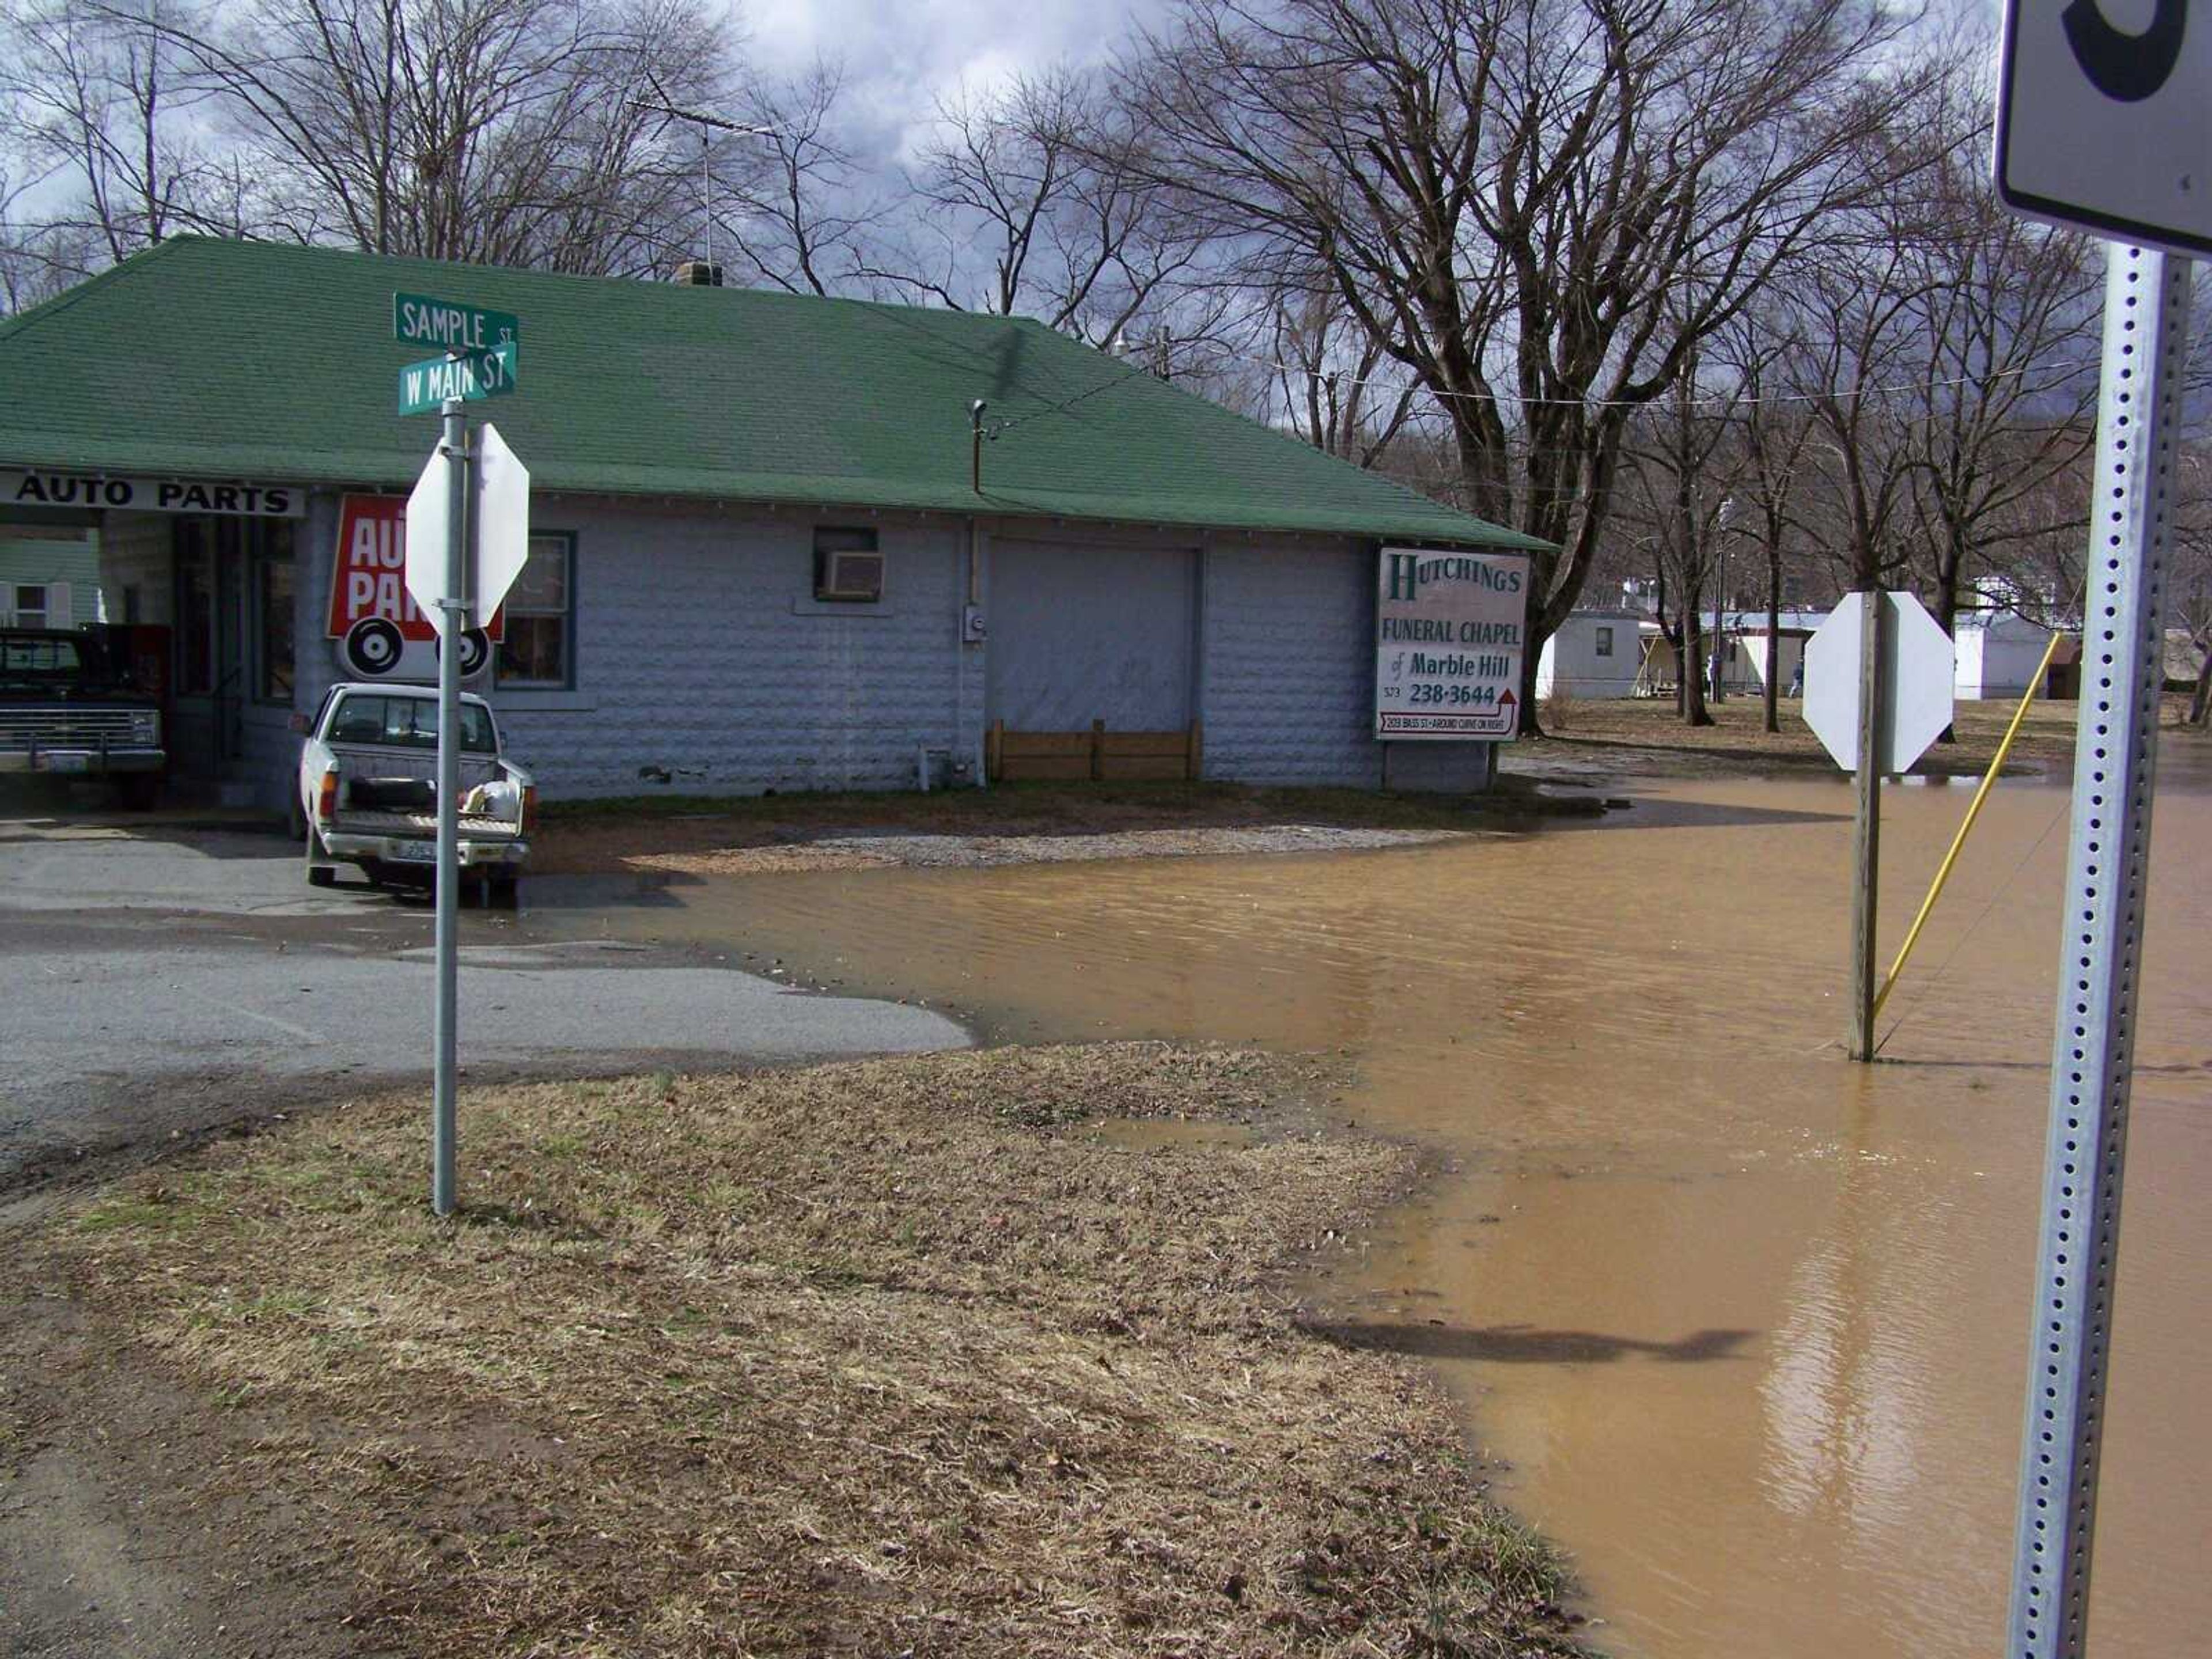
<box><xmin>1540</xmin><ymin>679</ymin><xmax>1575</xmax><ymax>732</ymax></box>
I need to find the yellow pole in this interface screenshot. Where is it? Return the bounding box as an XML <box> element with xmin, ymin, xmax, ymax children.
<box><xmin>1870</xmin><ymin>627</ymin><xmax>2067</xmax><ymax>1025</ymax></box>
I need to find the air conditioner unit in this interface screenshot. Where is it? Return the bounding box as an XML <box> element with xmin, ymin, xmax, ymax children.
<box><xmin>815</xmin><ymin>548</ymin><xmax>884</xmax><ymax>603</ymax></box>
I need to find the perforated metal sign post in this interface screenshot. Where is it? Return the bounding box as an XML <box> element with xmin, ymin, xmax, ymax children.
<box><xmin>390</xmin><ymin>290</ymin><xmax>528</xmax><ymax>1219</ymax></box>
<box><xmin>2004</xmin><ymin>245</ymin><xmax>2192</xmax><ymax>1659</ymax></box>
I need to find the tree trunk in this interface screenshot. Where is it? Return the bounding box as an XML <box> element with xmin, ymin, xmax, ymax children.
<box><xmin>1933</xmin><ymin>563</ymin><xmax>1962</xmax><ymax>745</ymax></box>
<box><xmin>1764</xmin><ymin>547</ymin><xmax>1782</xmax><ymax>734</ymax></box>
<box><xmin>2191</xmin><ymin>641</ymin><xmax>2211</xmax><ymax>727</ymax></box>
<box><xmin>1518</xmin><ymin>642</ymin><xmax>1544</xmax><ymax>740</ymax></box>
<box><xmin>1683</xmin><ymin>601</ymin><xmax>1713</xmax><ymax>726</ymax></box>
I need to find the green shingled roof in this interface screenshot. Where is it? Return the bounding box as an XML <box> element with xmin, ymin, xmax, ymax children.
<box><xmin>0</xmin><ymin>237</ymin><xmax>1541</xmax><ymax>550</ymax></box>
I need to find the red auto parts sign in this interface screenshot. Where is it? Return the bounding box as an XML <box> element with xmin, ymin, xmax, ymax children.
<box><xmin>327</xmin><ymin>495</ymin><xmax>498</xmax><ymax>680</ymax></box>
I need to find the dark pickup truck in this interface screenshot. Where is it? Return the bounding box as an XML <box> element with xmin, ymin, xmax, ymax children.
<box><xmin>0</xmin><ymin>627</ymin><xmax>165</xmax><ymax>808</ymax></box>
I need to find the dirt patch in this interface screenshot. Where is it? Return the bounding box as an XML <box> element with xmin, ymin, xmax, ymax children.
<box><xmin>531</xmin><ymin>780</ymin><xmax>1601</xmax><ymax>878</ymax></box>
<box><xmin>2</xmin><ymin>1046</ymin><xmax>1584</xmax><ymax>1658</ymax></box>
<box><xmin>628</xmin><ymin>824</ymin><xmax>1473</xmax><ymax>878</ymax></box>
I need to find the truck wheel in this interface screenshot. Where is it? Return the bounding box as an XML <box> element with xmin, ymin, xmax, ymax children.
<box><xmin>305</xmin><ymin>830</ymin><xmax>338</xmax><ymax>888</ymax></box>
<box><xmin>116</xmin><ymin>775</ymin><xmax>160</xmax><ymax>812</ymax></box>
<box><xmin>488</xmin><ymin>873</ymin><xmax>520</xmax><ymax>910</ymax></box>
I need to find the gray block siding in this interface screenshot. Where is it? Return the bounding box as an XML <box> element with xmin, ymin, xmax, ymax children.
<box><xmin>506</xmin><ymin>501</ymin><xmax>972</xmax><ymax>798</ymax></box>
<box><xmin>293</xmin><ymin>494</ymin><xmax>1493</xmax><ymax>799</ymax></box>
<box><xmin>1199</xmin><ymin>540</ymin><xmax>1492</xmax><ymax>793</ymax></box>
<box><xmin>297</xmin><ymin>494</ymin><xmax>978</xmax><ymax>800</ymax></box>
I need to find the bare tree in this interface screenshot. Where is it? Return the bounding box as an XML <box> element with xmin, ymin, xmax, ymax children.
<box><xmin>1619</xmin><ymin>337</ymin><xmax>1746</xmax><ymax>725</ymax></box>
<box><xmin>79</xmin><ymin>0</ymin><xmax>738</xmax><ymax>274</ymax></box>
<box><xmin>714</xmin><ymin>59</ymin><xmax>880</xmax><ymax>298</ymax></box>
<box><xmin>1712</xmin><ymin>302</ymin><xmax>1820</xmax><ymax>731</ymax></box>
<box><xmin>1123</xmin><ymin>0</ymin><xmax>1932</xmax><ymax>729</ymax></box>
<box><xmin>1895</xmin><ymin>84</ymin><xmax>2100</xmax><ymax>647</ymax></box>
<box><xmin>1263</xmin><ymin>278</ymin><xmax>1422</xmax><ymax>464</ymax></box>
<box><xmin>858</xmin><ymin>65</ymin><xmax>1205</xmax><ymax>350</ymax></box>
<box><xmin>1783</xmin><ymin>235</ymin><xmax>1931</xmax><ymax>599</ymax></box>
<box><xmin>0</xmin><ymin>0</ymin><xmax>226</xmax><ymax>270</ymax></box>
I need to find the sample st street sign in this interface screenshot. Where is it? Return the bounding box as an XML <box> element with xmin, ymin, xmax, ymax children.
<box><xmin>403</xmin><ymin>421</ymin><xmax>532</xmax><ymax>635</ymax></box>
<box><xmin>1802</xmin><ymin>592</ymin><xmax>1955</xmax><ymax>774</ymax></box>
<box><xmin>1374</xmin><ymin>547</ymin><xmax>1531</xmax><ymax>740</ymax></box>
<box><xmin>1995</xmin><ymin>0</ymin><xmax>2212</xmax><ymax>256</ymax></box>
<box><xmin>393</xmin><ymin>291</ymin><xmax>521</xmax><ymax>354</ymax></box>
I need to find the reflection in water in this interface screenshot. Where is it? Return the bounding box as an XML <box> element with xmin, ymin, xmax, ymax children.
<box><xmin>1313</xmin><ymin>1321</ymin><xmax>1758</xmax><ymax>1365</ymax></box>
<box><xmin>529</xmin><ymin>770</ymin><xmax>2212</xmax><ymax>1659</ymax></box>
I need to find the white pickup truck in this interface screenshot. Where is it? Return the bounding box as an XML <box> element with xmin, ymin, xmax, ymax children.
<box><xmin>293</xmin><ymin>681</ymin><xmax>534</xmax><ymax>903</ymax></box>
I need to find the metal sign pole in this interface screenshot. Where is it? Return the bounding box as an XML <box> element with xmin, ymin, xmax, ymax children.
<box><xmin>431</xmin><ymin>393</ymin><xmax>472</xmax><ymax>1217</ymax></box>
<box><xmin>2005</xmin><ymin>243</ymin><xmax>2192</xmax><ymax>1659</ymax></box>
<box><xmin>1847</xmin><ymin>587</ymin><xmax>1886</xmax><ymax>1061</ymax></box>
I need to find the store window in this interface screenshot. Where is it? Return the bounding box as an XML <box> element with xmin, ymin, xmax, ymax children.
<box><xmin>257</xmin><ymin>557</ymin><xmax>296</xmax><ymax>703</ymax></box>
<box><xmin>176</xmin><ymin>527</ymin><xmax>215</xmax><ymax>695</ymax></box>
<box><xmin>497</xmin><ymin>532</ymin><xmax>574</xmax><ymax>688</ymax></box>
<box><xmin>10</xmin><ymin>584</ymin><xmax>47</xmax><ymax>629</ymax></box>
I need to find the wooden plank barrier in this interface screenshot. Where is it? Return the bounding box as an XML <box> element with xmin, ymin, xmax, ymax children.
<box><xmin>989</xmin><ymin>719</ymin><xmax>1204</xmax><ymax>783</ymax></box>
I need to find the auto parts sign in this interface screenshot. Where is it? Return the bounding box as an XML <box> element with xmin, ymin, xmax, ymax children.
<box><xmin>326</xmin><ymin>495</ymin><xmax>498</xmax><ymax>680</ymax></box>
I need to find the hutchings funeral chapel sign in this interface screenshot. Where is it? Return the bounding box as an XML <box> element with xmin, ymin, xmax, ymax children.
<box><xmin>1375</xmin><ymin>547</ymin><xmax>1531</xmax><ymax>740</ymax></box>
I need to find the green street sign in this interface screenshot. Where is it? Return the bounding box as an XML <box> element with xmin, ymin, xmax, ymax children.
<box><xmin>397</xmin><ymin>343</ymin><xmax>518</xmax><ymax>415</ymax></box>
<box><xmin>393</xmin><ymin>291</ymin><xmax>521</xmax><ymax>353</ymax></box>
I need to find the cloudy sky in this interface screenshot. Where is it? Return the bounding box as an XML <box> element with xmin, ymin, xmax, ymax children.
<box><xmin>739</xmin><ymin>0</ymin><xmax>1180</xmax><ymax>164</ymax></box>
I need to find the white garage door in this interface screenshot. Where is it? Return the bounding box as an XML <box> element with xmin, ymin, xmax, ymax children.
<box><xmin>987</xmin><ymin>539</ymin><xmax>1195</xmax><ymax>730</ymax></box>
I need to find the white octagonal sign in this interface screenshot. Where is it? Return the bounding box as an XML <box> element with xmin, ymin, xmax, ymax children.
<box><xmin>1803</xmin><ymin>592</ymin><xmax>1955</xmax><ymax>775</ymax></box>
<box><xmin>404</xmin><ymin>422</ymin><xmax>531</xmax><ymax>635</ymax></box>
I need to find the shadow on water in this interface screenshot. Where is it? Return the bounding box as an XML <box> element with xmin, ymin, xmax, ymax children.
<box><xmin>524</xmin><ymin>870</ymin><xmax>696</xmax><ymax>910</ymax></box>
<box><xmin>1308</xmin><ymin>1320</ymin><xmax>1760</xmax><ymax>1365</ymax></box>
<box><xmin>1575</xmin><ymin>796</ymin><xmax>1853</xmax><ymax>832</ymax></box>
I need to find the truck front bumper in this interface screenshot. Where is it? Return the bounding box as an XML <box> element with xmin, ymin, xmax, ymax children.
<box><xmin>0</xmin><ymin>746</ymin><xmax>165</xmax><ymax>777</ymax></box>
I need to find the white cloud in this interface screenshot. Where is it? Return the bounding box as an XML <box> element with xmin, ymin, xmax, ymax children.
<box><xmin>737</xmin><ymin>0</ymin><xmax>1178</xmax><ymax>165</ymax></box>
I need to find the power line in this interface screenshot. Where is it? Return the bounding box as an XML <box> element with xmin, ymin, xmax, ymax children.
<box><xmin>983</xmin><ymin>357</ymin><xmax>1166</xmax><ymax>440</ymax></box>
<box><xmin>1183</xmin><ymin>337</ymin><xmax>2101</xmax><ymax>413</ymax></box>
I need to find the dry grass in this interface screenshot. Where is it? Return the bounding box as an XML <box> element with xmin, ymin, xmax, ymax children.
<box><xmin>1510</xmin><ymin>692</ymin><xmax>2122</xmax><ymax>778</ymax></box>
<box><xmin>19</xmin><ymin>1046</ymin><xmax>1582</xmax><ymax>1658</ymax></box>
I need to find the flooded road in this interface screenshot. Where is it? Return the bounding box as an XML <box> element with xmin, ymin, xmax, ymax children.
<box><xmin>533</xmin><ymin>753</ymin><xmax>2212</xmax><ymax>1659</ymax></box>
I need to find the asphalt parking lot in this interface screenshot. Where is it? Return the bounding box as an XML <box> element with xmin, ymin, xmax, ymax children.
<box><xmin>0</xmin><ymin>793</ymin><xmax>967</xmax><ymax>1195</ymax></box>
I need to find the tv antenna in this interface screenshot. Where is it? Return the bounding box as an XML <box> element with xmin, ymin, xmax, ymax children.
<box><xmin>635</xmin><ymin>78</ymin><xmax>777</xmax><ymax>279</ymax></box>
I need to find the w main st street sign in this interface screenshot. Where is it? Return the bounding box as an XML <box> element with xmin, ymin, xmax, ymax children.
<box><xmin>396</xmin><ymin>344</ymin><xmax>516</xmax><ymax>415</ymax></box>
<box><xmin>1995</xmin><ymin>0</ymin><xmax>2212</xmax><ymax>256</ymax></box>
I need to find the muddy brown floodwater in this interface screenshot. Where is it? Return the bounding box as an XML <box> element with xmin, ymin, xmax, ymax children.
<box><xmin>532</xmin><ymin>751</ymin><xmax>2212</xmax><ymax>1659</ymax></box>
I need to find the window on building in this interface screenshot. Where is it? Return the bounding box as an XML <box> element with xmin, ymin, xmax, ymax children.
<box><xmin>813</xmin><ymin>527</ymin><xmax>884</xmax><ymax>602</ymax></box>
<box><xmin>257</xmin><ymin>557</ymin><xmax>296</xmax><ymax>704</ymax></box>
<box><xmin>1594</xmin><ymin>624</ymin><xmax>1615</xmax><ymax>658</ymax></box>
<box><xmin>10</xmin><ymin>584</ymin><xmax>47</xmax><ymax>629</ymax></box>
<box><xmin>497</xmin><ymin>532</ymin><xmax>574</xmax><ymax>688</ymax></box>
